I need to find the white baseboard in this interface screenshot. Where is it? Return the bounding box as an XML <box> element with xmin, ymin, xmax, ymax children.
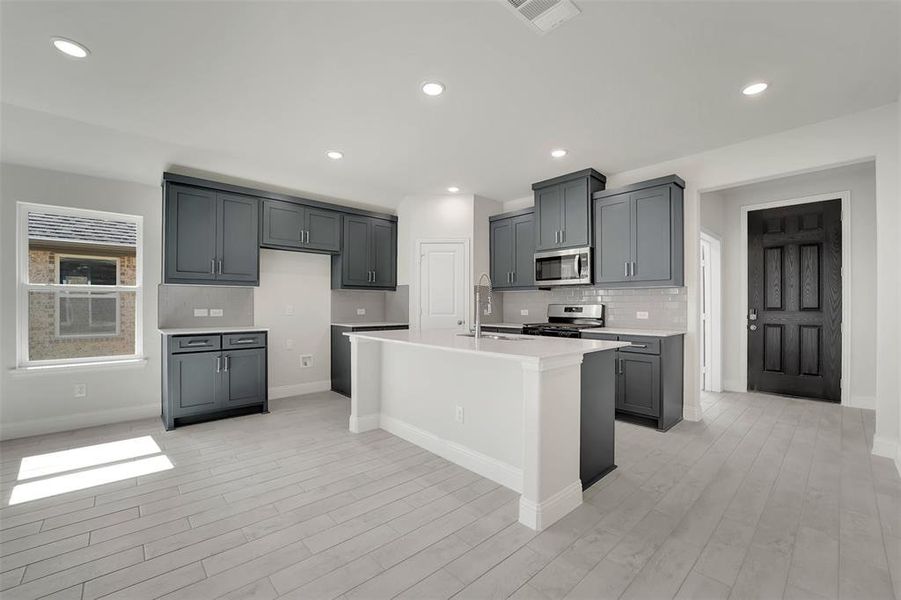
<box><xmin>722</xmin><ymin>379</ymin><xmax>745</xmax><ymax>393</ymax></box>
<box><xmin>349</xmin><ymin>414</ymin><xmax>380</xmax><ymax>433</ymax></box>
<box><xmin>872</xmin><ymin>434</ymin><xmax>901</xmax><ymax>475</ymax></box>
<box><xmin>379</xmin><ymin>415</ymin><xmax>523</xmax><ymax>493</ymax></box>
<box><xmin>268</xmin><ymin>380</ymin><xmax>331</xmax><ymax>400</ymax></box>
<box><xmin>0</xmin><ymin>403</ymin><xmax>160</xmax><ymax>441</ymax></box>
<box><xmin>518</xmin><ymin>480</ymin><xmax>583</xmax><ymax>531</ymax></box>
<box><xmin>847</xmin><ymin>395</ymin><xmax>877</xmax><ymax>410</ymax></box>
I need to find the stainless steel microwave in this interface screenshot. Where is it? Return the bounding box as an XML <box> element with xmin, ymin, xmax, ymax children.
<box><xmin>534</xmin><ymin>247</ymin><xmax>592</xmax><ymax>286</ymax></box>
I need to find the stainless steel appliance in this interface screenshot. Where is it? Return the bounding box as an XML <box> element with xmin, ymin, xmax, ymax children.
<box><xmin>534</xmin><ymin>247</ymin><xmax>592</xmax><ymax>286</ymax></box>
<box><xmin>522</xmin><ymin>303</ymin><xmax>605</xmax><ymax>338</ymax></box>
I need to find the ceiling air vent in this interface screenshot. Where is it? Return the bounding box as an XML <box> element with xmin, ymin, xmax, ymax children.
<box><xmin>504</xmin><ymin>0</ymin><xmax>581</xmax><ymax>35</ymax></box>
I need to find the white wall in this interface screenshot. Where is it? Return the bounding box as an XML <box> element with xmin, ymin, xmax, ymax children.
<box><xmin>0</xmin><ymin>163</ymin><xmax>162</xmax><ymax>440</ymax></box>
<box><xmin>701</xmin><ymin>162</ymin><xmax>877</xmax><ymax>408</ymax></box>
<box><xmin>254</xmin><ymin>250</ymin><xmax>332</xmax><ymax>399</ymax></box>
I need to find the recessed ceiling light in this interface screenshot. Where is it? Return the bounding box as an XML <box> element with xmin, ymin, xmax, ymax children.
<box><xmin>742</xmin><ymin>82</ymin><xmax>768</xmax><ymax>96</ymax></box>
<box><xmin>51</xmin><ymin>37</ymin><xmax>89</xmax><ymax>58</ymax></box>
<box><xmin>551</xmin><ymin>149</ymin><xmax>568</xmax><ymax>158</ymax></box>
<box><xmin>421</xmin><ymin>81</ymin><xmax>445</xmax><ymax>96</ymax></box>
<box><xmin>447</xmin><ymin>186</ymin><xmax>460</xmax><ymax>193</ymax></box>
<box><xmin>326</xmin><ymin>151</ymin><xmax>344</xmax><ymax>160</ymax></box>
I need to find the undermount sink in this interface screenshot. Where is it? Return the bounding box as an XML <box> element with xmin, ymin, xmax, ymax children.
<box><xmin>457</xmin><ymin>333</ymin><xmax>530</xmax><ymax>341</ymax></box>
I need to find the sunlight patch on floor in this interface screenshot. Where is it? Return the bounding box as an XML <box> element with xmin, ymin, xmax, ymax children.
<box><xmin>17</xmin><ymin>435</ymin><xmax>162</xmax><ymax>481</ymax></box>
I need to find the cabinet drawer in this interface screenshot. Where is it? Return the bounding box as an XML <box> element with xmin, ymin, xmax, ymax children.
<box><xmin>170</xmin><ymin>335</ymin><xmax>221</xmax><ymax>353</ymax></box>
<box><xmin>223</xmin><ymin>332</ymin><xmax>267</xmax><ymax>350</ymax></box>
<box><xmin>617</xmin><ymin>336</ymin><xmax>660</xmax><ymax>355</ymax></box>
<box><xmin>581</xmin><ymin>332</ymin><xmax>619</xmax><ymax>342</ymax></box>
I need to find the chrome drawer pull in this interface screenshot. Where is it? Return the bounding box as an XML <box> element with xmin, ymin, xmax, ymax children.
<box><xmin>185</xmin><ymin>340</ymin><xmax>209</xmax><ymax>346</ymax></box>
<box><xmin>232</xmin><ymin>338</ymin><xmax>256</xmax><ymax>344</ymax></box>
<box><xmin>629</xmin><ymin>344</ymin><xmax>648</xmax><ymax>348</ymax></box>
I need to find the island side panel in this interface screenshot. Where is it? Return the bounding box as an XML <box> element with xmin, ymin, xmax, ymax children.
<box><xmin>519</xmin><ymin>355</ymin><xmax>584</xmax><ymax>531</ymax></box>
<box><xmin>349</xmin><ymin>336</ymin><xmax>382</xmax><ymax>432</ymax></box>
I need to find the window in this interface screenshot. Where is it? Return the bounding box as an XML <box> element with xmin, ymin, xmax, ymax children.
<box><xmin>18</xmin><ymin>203</ymin><xmax>143</xmax><ymax>367</ymax></box>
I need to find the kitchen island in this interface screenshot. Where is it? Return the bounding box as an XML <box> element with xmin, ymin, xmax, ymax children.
<box><xmin>346</xmin><ymin>328</ymin><xmax>627</xmax><ymax>530</ymax></box>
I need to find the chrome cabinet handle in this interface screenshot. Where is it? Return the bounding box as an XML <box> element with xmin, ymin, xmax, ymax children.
<box><xmin>624</xmin><ymin>262</ymin><xmax>629</xmax><ymax>277</ymax></box>
<box><xmin>217</xmin><ymin>260</ymin><xmax>223</xmax><ymax>275</ymax></box>
<box><xmin>561</xmin><ymin>229</ymin><xmax>565</xmax><ymax>243</ymax></box>
<box><xmin>211</xmin><ymin>259</ymin><xmax>216</xmax><ymax>274</ymax></box>
<box><xmin>185</xmin><ymin>340</ymin><xmax>209</xmax><ymax>346</ymax></box>
<box><xmin>630</xmin><ymin>343</ymin><xmax>648</xmax><ymax>349</ymax></box>
<box><xmin>224</xmin><ymin>355</ymin><xmax>230</xmax><ymax>372</ymax></box>
<box><xmin>232</xmin><ymin>338</ymin><xmax>255</xmax><ymax>344</ymax></box>
<box><xmin>304</xmin><ymin>230</ymin><xmax>309</xmax><ymax>244</ymax></box>
<box><xmin>216</xmin><ymin>356</ymin><xmax>221</xmax><ymax>373</ymax></box>
<box><xmin>630</xmin><ymin>262</ymin><xmax>635</xmax><ymax>277</ymax></box>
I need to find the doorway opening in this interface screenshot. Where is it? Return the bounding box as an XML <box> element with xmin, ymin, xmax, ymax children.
<box><xmin>700</xmin><ymin>232</ymin><xmax>722</xmax><ymax>392</ymax></box>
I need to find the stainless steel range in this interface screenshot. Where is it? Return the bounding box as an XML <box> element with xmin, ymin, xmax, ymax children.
<box><xmin>522</xmin><ymin>303</ymin><xmax>605</xmax><ymax>338</ymax></box>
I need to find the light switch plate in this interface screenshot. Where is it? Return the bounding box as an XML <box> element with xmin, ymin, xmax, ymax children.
<box><xmin>636</xmin><ymin>311</ymin><xmax>649</xmax><ymax>320</ymax></box>
<box><xmin>300</xmin><ymin>355</ymin><xmax>312</xmax><ymax>368</ymax></box>
<box><xmin>193</xmin><ymin>308</ymin><xmax>208</xmax><ymax>317</ymax></box>
<box><xmin>520</xmin><ymin>309</ymin><xmax>529</xmax><ymax>316</ymax></box>
<box><xmin>455</xmin><ymin>406</ymin><xmax>464</xmax><ymax>423</ymax></box>
<box><xmin>209</xmin><ymin>308</ymin><xmax>223</xmax><ymax>317</ymax></box>
<box><xmin>356</xmin><ymin>308</ymin><xmax>366</xmax><ymax>316</ymax></box>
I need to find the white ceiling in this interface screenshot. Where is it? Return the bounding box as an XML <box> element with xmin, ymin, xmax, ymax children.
<box><xmin>2</xmin><ymin>1</ymin><xmax>898</xmax><ymax>209</ymax></box>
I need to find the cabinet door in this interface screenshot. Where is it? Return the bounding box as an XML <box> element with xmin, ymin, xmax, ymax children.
<box><xmin>261</xmin><ymin>199</ymin><xmax>304</xmax><ymax>248</ymax></box>
<box><xmin>222</xmin><ymin>348</ymin><xmax>266</xmax><ymax>408</ymax></box>
<box><xmin>594</xmin><ymin>194</ymin><xmax>632</xmax><ymax>284</ymax></box>
<box><xmin>617</xmin><ymin>353</ymin><xmax>660</xmax><ymax>417</ymax></box>
<box><xmin>631</xmin><ymin>186</ymin><xmax>672</xmax><ymax>282</ymax></box>
<box><xmin>560</xmin><ymin>178</ymin><xmax>589</xmax><ymax>248</ymax></box>
<box><xmin>342</xmin><ymin>216</ymin><xmax>374</xmax><ymax>287</ymax></box>
<box><xmin>305</xmin><ymin>208</ymin><xmax>342</xmax><ymax>253</ymax></box>
<box><xmin>165</xmin><ymin>184</ymin><xmax>218</xmax><ymax>282</ymax></box>
<box><xmin>490</xmin><ymin>218</ymin><xmax>515</xmax><ymax>288</ymax></box>
<box><xmin>371</xmin><ymin>218</ymin><xmax>397</xmax><ymax>288</ymax></box>
<box><xmin>535</xmin><ymin>185</ymin><xmax>563</xmax><ymax>250</ymax></box>
<box><xmin>217</xmin><ymin>192</ymin><xmax>259</xmax><ymax>283</ymax></box>
<box><xmin>169</xmin><ymin>352</ymin><xmax>221</xmax><ymax>417</ymax></box>
<box><xmin>512</xmin><ymin>214</ymin><xmax>535</xmax><ymax>287</ymax></box>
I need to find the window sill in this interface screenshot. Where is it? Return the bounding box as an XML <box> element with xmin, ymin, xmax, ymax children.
<box><xmin>11</xmin><ymin>357</ymin><xmax>148</xmax><ymax>376</ymax></box>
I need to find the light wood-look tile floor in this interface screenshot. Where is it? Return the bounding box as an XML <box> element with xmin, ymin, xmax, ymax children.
<box><xmin>1</xmin><ymin>390</ymin><xmax>899</xmax><ymax>600</ymax></box>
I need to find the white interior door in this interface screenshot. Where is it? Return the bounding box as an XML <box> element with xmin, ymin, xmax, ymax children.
<box><xmin>419</xmin><ymin>241</ymin><xmax>467</xmax><ymax>330</ymax></box>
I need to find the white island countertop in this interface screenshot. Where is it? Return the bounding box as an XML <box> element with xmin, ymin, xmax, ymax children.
<box><xmin>346</xmin><ymin>328</ymin><xmax>627</xmax><ymax>363</ymax></box>
<box><xmin>159</xmin><ymin>326</ymin><xmax>269</xmax><ymax>335</ymax></box>
<box><xmin>331</xmin><ymin>322</ymin><xmax>409</xmax><ymax>328</ymax></box>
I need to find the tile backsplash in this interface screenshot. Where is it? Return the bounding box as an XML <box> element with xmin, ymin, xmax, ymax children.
<box><xmin>331</xmin><ymin>285</ymin><xmax>410</xmax><ymax>324</ymax></box>
<box><xmin>501</xmin><ymin>287</ymin><xmax>686</xmax><ymax>329</ymax></box>
<box><xmin>158</xmin><ymin>284</ymin><xmax>254</xmax><ymax>328</ymax></box>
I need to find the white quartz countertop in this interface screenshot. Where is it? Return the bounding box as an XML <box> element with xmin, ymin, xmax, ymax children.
<box><xmin>482</xmin><ymin>323</ymin><xmax>525</xmax><ymax>329</ymax></box>
<box><xmin>346</xmin><ymin>328</ymin><xmax>628</xmax><ymax>362</ymax></box>
<box><xmin>158</xmin><ymin>326</ymin><xmax>269</xmax><ymax>335</ymax></box>
<box><xmin>331</xmin><ymin>322</ymin><xmax>409</xmax><ymax>328</ymax></box>
<box><xmin>581</xmin><ymin>327</ymin><xmax>686</xmax><ymax>337</ymax></box>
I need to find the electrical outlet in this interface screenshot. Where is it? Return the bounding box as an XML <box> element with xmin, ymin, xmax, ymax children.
<box><xmin>73</xmin><ymin>384</ymin><xmax>87</xmax><ymax>398</ymax></box>
<box><xmin>455</xmin><ymin>406</ymin><xmax>464</xmax><ymax>424</ymax></box>
<box><xmin>209</xmin><ymin>308</ymin><xmax>223</xmax><ymax>317</ymax></box>
<box><xmin>520</xmin><ymin>309</ymin><xmax>529</xmax><ymax>316</ymax></box>
<box><xmin>300</xmin><ymin>355</ymin><xmax>313</xmax><ymax>368</ymax></box>
<box><xmin>356</xmin><ymin>308</ymin><xmax>366</xmax><ymax>316</ymax></box>
<box><xmin>286</xmin><ymin>339</ymin><xmax>294</xmax><ymax>350</ymax></box>
<box><xmin>636</xmin><ymin>311</ymin><xmax>649</xmax><ymax>320</ymax></box>
<box><xmin>193</xmin><ymin>308</ymin><xmax>208</xmax><ymax>317</ymax></box>
<box><xmin>285</xmin><ymin>304</ymin><xmax>295</xmax><ymax>316</ymax></box>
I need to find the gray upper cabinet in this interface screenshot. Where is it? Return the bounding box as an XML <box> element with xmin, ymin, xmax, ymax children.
<box><xmin>332</xmin><ymin>215</ymin><xmax>397</xmax><ymax>290</ymax></box>
<box><xmin>261</xmin><ymin>198</ymin><xmax>341</xmax><ymax>253</ymax></box>
<box><xmin>592</xmin><ymin>175</ymin><xmax>684</xmax><ymax>288</ymax></box>
<box><xmin>490</xmin><ymin>209</ymin><xmax>535</xmax><ymax>289</ymax></box>
<box><xmin>532</xmin><ymin>169</ymin><xmax>606</xmax><ymax>252</ymax></box>
<box><xmin>165</xmin><ymin>183</ymin><xmax>260</xmax><ymax>286</ymax></box>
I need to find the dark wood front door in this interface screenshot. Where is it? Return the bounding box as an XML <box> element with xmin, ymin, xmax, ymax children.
<box><xmin>748</xmin><ymin>200</ymin><xmax>842</xmax><ymax>401</ymax></box>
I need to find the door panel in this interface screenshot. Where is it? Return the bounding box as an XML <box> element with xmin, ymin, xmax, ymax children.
<box><xmin>342</xmin><ymin>216</ymin><xmax>373</xmax><ymax>287</ymax></box>
<box><xmin>305</xmin><ymin>208</ymin><xmax>342</xmax><ymax>253</ymax></box>
<box><xmin>170</xmin><ymin>352</ymin><xmax>221</xmax><ymax>417</ymax></box>
<box><xmin>632</xmin><ymin>186</ymin><xmax>672</xmax><ymax>282</ymax></box>
<box><xmin>217</xmin><ymin>193</ymin><xmax>259</xmax><ymax>282</ymax></box>
<box><xmin>370</xmin><ymin>218</ymin><xmax>397</xmax><ymax>288</ymax></box>
<box><xmin>618</xmin><ymin>353</ymin><xmax>660</xmax><ymax>417</ymax></box>
<box><xmin>490</xmin><ymin>219</ymin><xmax>514</xmax><ymax>288</ymax></box>
<box><xmin>594</xmin><ymin>195</ymin><xmax>632</xmax><ymax>284</ymax></box>
<box><xmin>419</xmin><ymin>242</ymin><xmax>467</xmax><ymax>330</ymax></box>
<box><xmin>261</xmin><ymin>199</ymin><xmax>304</xmax><ymax>248</ymax></box>
<box><xmin>561</xmin><ymin>179</ymin><xmax>589</xmax><ymax>247</ymax></box>
<box><xmin>512</xmin><ymin>214</ymin><xmax>535</xmax><ymax>287</ymax></box>
<box><xmin>748</xmin><ymin>200</ymin><xmax>842</xmax><ymax>401</ymax></box>
<box><xmin>166</xmin><ymin>184</ymin><xmax>217</xmax><ymax>281</ymax></box>
<box><xmin>222</xmin><ymin>348</ymin><xmax>266</xmax><ymax>408</ymax></box>
<box><xmin>535</xmin><ymin>186</ymin><xmax>563</xmax><ymax>250</ymax></box>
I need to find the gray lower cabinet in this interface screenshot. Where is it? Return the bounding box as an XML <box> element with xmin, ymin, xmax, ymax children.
<box><xmin>532</xmin><ymin>169</ymin><xmax>606</xmax><ymax>252</ymax></box>
<box><xmin>162</xmin><ymin>331</ymin><xmax>268</xmax><ymax>430</ymax></box>
<box><xmin>164</xmin><ymin>183</ymin><xmax>260</xmax><ymax>286</ymax></box>
<box><xmin>490</xmin><ymin>209</ymin><xmax>535</xmax><ymax>289</ymax></box>
<box><xmin>331</xmin><ymin>216</ymin><xmax>398</xmax><ymax>290</ymax></box>
<box><xmin>583</xmin><ymin>332</ymin><xmax>683</xmax><ymax>431</ymax></box>
<box><xmin>593</xmin><ymin>175</ymin><xmax>684</xmax><ymax>287</ymax></box>
<box><xmin>331</xmin><ymin>324</ymin><xmax>409</xmax><ymax>396</ymax></box>
<box><xmin>261</xmin><ymin>198</ymin><xmax>341</xmax><ymax>253</ymax></box>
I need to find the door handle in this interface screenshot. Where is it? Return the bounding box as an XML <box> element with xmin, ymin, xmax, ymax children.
<box><xmin>749</xmin><ymin>308</ymin><xmax>758</xmax><ymax>321</ymax></box>
<box><xmin>749</xmin><ymin>324</ymin><xmax>758</xmax><ymax>331</ymax></box>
